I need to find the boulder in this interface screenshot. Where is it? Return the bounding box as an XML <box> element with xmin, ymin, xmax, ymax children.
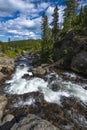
<box><xmin>1</xmin><ymin>114</ymin><xmax>14</xmax><ymax>125</ymax></box>
<box><xmin>49</xmin><ymin>81</ymin><xmax>63</xmax><ymax>91</ymax></box>
<box><xmin>22</xmin><ymin>74</ymin><xmax>30</xmax><ymax>80</ymax></box>
<box><xmin>0</xmin><ymin>95</ymin><xmax>8</xmax><ymax>122</ymax></box>
<box><xmin>0</xmin><ymin>72</ymin><xmax>6</xmax><ymax>82</ymax></box>
<box><xmin>0</xmin><ymin>54</ymin><xmax>15</xmax><ymax>82</ymax></box>
<box><xmin>32</xmin><ymin>64</ymin><xmax>50</xmax><ymax>77</ymax></box>
<box><xmin>11</xmin><ymin>114</ymin><xmax>59</xmax><ymax>130</ymax></box>
<box><xmin>71</xmin><ymin>51</ymin><xmax>87</xmax><ymax>75</ymax></box>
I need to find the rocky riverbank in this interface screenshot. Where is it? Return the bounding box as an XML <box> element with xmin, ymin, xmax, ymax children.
<box><xmin>0</xmin><ymin>53</ymin><xmax>15</xmax><ymax>84</ymax></box>
<box><xmin>0</xmin><ymin>53</ymin><xmax>15</xmax><ymax>126</ymax></box>
<box><xmin>0</xmin><ymin>52</ymin><xmax>87</xmax><ymax>130</ymax></box>
<box><xmin>53</xmin><ymin>31</ymin><xmax>87</xmax><ymax>76</ymax></box>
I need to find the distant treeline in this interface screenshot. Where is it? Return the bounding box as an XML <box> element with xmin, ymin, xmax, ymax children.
<box><xmin>0</xmin><ymin>39</ymin><xmax>41</xmax><ymax>58</ymax></box>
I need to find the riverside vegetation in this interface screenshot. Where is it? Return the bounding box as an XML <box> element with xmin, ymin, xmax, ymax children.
<box><xmin>0</xmin><ymin>0</ymin><xmax>87</xmax><ymax>75</ymax></box>
<box><xmin>0</xmin><ymin>0</ymin><xmax>87</xmax><ymax>130</ymax></box>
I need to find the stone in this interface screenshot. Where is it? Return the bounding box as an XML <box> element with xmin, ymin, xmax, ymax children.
<box><xmin>22</xmin><ymin>74</ymin><xmax>30</xmax><ymax>80</ymax></box>
<box><xmin>0</xmin><ymin>54</ymin><xmax>15</xmax><ymax>82</ymax></box>
<box><xmin>84</xmin><ymin>86</ymin><xmax>87</xmax><ymax>90</ymax></box>
<box><xmin>71</xmin><ymin>51</ymin><xmax>87</xmax><ymax>75</ymax></box>
<box><xmin>32</xmin><ymin>66</ymin><xmax>47</xmax><ymax>77</ymax></box>
<box><xmin>2</xmin><ymin>114</ymin><xmax>14</xmax><ymax>125</ymax></box>
<box><xmin>49</xmin><ymin>81</ymin><xmax>63</xmax><ymax>91</ymax></box>
<box><xmin>0</xmin><ymin>72</ymin><xmax>6</xmax><ymax>81</ymax></box>
<box><xmin>11</xmin><ymin>114</ymin><xmax>60</xmax><ymax>130</ymax></box>
<box><xmin>0</xmin><ymin>95</ymin><xmax>8</xmax><ymax>121</ymax></box>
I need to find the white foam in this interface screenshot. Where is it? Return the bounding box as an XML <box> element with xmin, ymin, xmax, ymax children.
<box><xmin>6</xmin><ymin>66</ymin><xmax>29</xmax><ymax>84</ymax></box>
<box><xmin>63</xmin><ymin>72</ymin><xmax>77</xmax><ymax>78</ymax></box>
<box><xmin>29</xmin><ymin>72</ymin><xmax>33</xmax><ymax>76</ymax></box>
<box><xmin>5</xmin><ymin>61</ymin><xmax>87</xmax><ymax>105</ymax></box>
<box><xmin>14</xmin><ymin>98</ymin><xmax>35</xmax><ymax>107</ymax></box>
<box><xmin>62</xmin><ymin>81</ymin><xmax>87</xmax><ymax>102</ymax></box>
<box><xmin>5</xmin><ymin>78</ymin><xmax>48</xmax><ymax>95</ymax></box>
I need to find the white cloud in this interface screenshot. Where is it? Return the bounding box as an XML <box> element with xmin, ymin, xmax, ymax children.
<box><xmin>0</xmin><ymin>0</ymin><xmax>65</xmax><ymax>41</ymax></box>
<box><xmin>0</xmin><ymin>0</ymin><xmax>35</xmax><ymax>16</ymax></box>
<box><xmin>0</xmin><ymin>14</ymin><xmax>41</xmax><ymax>40</ymax></box>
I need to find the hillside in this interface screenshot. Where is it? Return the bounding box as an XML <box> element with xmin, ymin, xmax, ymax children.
<box><xmin>0</xmin><ymin>39</ymin><xmax>41</xmax><ymax>58</ymax></box>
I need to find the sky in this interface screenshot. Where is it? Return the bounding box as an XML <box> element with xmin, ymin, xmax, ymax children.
<box><xmin>0</xmin><ymin>0</ymin><xmax>87</xmax><ymax>42</ymax></box>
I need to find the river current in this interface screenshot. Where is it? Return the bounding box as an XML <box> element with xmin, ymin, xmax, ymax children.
<box><xmin>4</xmin><ymin>57</ymin><xmax>87</xmax><ymax>107</ymax></box>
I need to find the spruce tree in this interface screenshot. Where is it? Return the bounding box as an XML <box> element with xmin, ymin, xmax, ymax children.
<box><xmin>51</xmin><ymin>6</ymin><xmax>59</xmax><ymax>60</ymax></box>
<box><xmin>52</xmin><ymin>6</ymin><xmax>59</xmax><ymax>45</ymax></box>
<box><xmin>83</xmin><ymin>5</ymin><xmax>87</xmax><ymax>29</ymax></box>
<box><xmin>63</xmin><ymin>0</ymin><xmax>78</xmax><ymax>31</ymax></box>
<box><xmin>79</xmin><ymin>6</ymin><xmax>83</xmax><ymax>26</ymax></box>
<box><xmin>41</xmin><ymin>12</ymin><xmax>52</xmax><ymax>62</ymax></box>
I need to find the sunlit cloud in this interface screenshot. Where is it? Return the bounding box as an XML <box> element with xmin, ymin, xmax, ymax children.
<box><xmin>0</xmin><ymin>0</ymin><xmax>86</xmax><ymax>41</ymax></box>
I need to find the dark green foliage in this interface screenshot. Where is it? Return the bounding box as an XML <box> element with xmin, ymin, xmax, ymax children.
<box><xmin>73</xmin><ymin>5</ymin><xmax>87</xmax><ymax>34</ymax></box>
<box><xmin>82</xmin><ymin>5</ymin><xmax>87</xmax><ymax>29</ymax></box>
<box><xmin>8</xmin><ymin>37</ymin><xmax>11</xmax><ymax>42</ymax></box>
<box><xmin>41</xmin><ymin>12</ymin><xmax>52</xmax><ymax>63</ymax></box>
<box><xmin>52</xmin><ymin>6</ymin><xmax>59</xmax><ymax>44</ymax></box>
<box><xmin>63</xmin><ymin>0</ymin><xmax>78</xmax><ymax>30</ymax></box>
<box><xmin>51</xmin><ymin>6</ymin><xmax>59</xmax><ymax>60</ymax></box>
<box><xmin>0</xmin><ymin>39</ymin><xmax>41</xmax><ymax>58</ymax></box>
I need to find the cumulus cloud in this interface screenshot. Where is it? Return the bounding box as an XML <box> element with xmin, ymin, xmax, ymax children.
<box><xmin>0</xmin><ymin>0</ymin><xmax>65</xmax><ymax>41</ymax></box>
<box><xmin>0</xmin><ymin>15</ymin><xmax>41</xmax><ymax>39</ymax></box>
<box><xmin>0</xmin><ymin>0</ymin><xmax>35</xmax><ymax>16</ymax></box>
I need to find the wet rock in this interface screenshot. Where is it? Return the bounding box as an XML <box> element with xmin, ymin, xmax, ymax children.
<box><xmin>22</xmin><ymin>74</ymin><xmax>30</xmax><ymax>80</ymax></box>
<box><xmin>32</xmin><ymin>64</ymin><xmax>50</xmax><ymax>77</ymax></box>
<box><xmin>45</xmin><ymin>72</ymin><xmax>59</xmax><ymax>82</ymax></box>
<box><xmin>84</xmin><ymin>86</ymin><xmax>87</xmax><ymax>90</ymax></box>
<box><xmin>0</xmin><ymin>95</ymin><xmax>8</xmax><ymax>122</ymax></box>
<box><xmin>49</xmin><ymin>81</ymin><xmax>63</xmax><ymax>91</ymax></box>
<box><xmin>19</xmin><ymin>64</ymin><xmax>25</xmax><ymax>67</ymax></box>
<box><xmin>11</xmin><ymin>114</ymin><xmax>59</xmax><ymax>130</ymax></box>
<box><xmin>61</xmin><ymin>96</ymin><xmax>76</xmax><ymax>110</ymax></box>
<box><xmin>71</xmin><ymin>51</ymin><xmax>87</xmax><ymax>75</ymax></box>
<box><xmin>73</xmin><ymin>101</ymin><xmax>87</xmax><ymax>119</ymax></box>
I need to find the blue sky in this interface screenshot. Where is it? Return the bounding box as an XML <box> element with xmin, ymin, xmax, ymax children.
<box><xmin>0</xmin><ymin>0</ymin><xmax>87</xmax><ymax>42</ymax></box>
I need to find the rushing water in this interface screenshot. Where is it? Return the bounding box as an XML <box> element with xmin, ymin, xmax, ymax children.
<box><xmin>4</xmin><ymin>57</ymin><xmax>87</xmax><ymax>106</ymax></box>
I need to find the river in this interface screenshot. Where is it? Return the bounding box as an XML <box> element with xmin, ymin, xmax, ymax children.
<box><xmin>2</xmin><ymin>56</ymin><xmax>87</xmax><ymax>130</ymax></box>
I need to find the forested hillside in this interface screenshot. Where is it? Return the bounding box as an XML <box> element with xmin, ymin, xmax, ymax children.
<box><xmin>0</xmin><ymin>39</ymin><xmax>41</xmax><ymax>58</ymax></box>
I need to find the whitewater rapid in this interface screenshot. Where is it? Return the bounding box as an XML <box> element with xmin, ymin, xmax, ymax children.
<box><xmin>4</xmin><ymin>57</ymin><xmax>87</xmax><ymax>106</ymax></box>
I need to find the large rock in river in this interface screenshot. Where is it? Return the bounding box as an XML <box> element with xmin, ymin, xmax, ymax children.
<box><xmin>71</xmin><ymin>51</ymin><xmax>87</xmax><ymax>75</ymax></box>
<box><xmin>32</xmin><ymin>64</ymin><xmax>50</xmax><ymax>77</ymax></box>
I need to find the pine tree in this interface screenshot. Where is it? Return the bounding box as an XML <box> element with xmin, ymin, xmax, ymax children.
<box><xmin>83</xmin><ymin>5</ymin><xmax>87</xmax><ymax>29</ymax></box>
<box><xmin>52</xmin><ymin>6</ymin><xmax>59</xmax><ymax>45</ymax></box>
<box><xmin>63</xmin><ymin>0</ymin><xmax>78</xmax><ymax>31</ymax></box>
<box><xmin>51</xmin><ymin>6</ymin><xmax>59</xmax><ymax>61</ymax></box>
<box><xmin>79</xmin><ymin>6</ymin><xmax>83</xmax><ymax>26</ymax></box>
<box><xmin>41</xmin><ymin>12</ymin><xmax>52</xmax><ymax>62</ymax></box>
